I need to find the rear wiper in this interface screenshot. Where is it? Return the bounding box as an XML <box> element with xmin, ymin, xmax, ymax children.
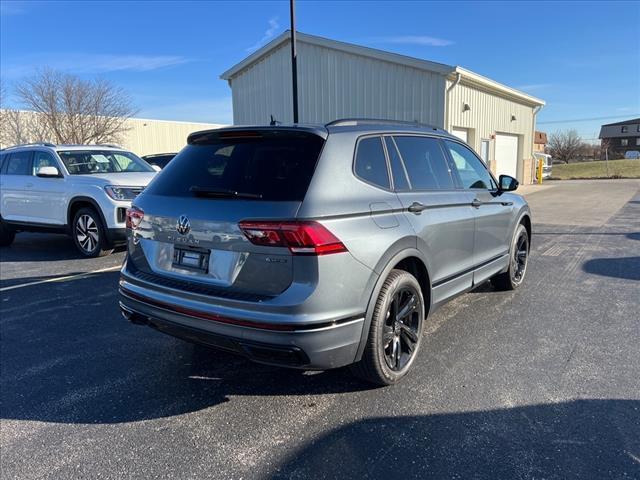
<box><xmin>189</xmin><ymin>186</ymin><xmax>262</xmax><ymax>199</ymax></box>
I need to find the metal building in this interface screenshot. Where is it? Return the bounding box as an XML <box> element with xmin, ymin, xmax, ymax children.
<box><xmin>220</xmin><ymin>31</ymin><xmax>545</xmax><ymax>183</ymax></box>
<box><xmin>0</xmin><ymin>110</ymin><xmax>225</xmax><ymax>157</ymax></box>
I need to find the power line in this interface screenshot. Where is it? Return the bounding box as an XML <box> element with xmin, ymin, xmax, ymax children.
<box><xmin>538</xmin><ymin>114</ymin><xmax>640</xmax><ymax>125</ymax></box>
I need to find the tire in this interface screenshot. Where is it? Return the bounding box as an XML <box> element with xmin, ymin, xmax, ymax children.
<box><xmin>351</xmin><ymin>269</ymin><xmax>426</xmax><ymax>386</ymax></box>
<box><xmin>0</xmin><ymin>220</ymin><xmax>16</xmax><ymax>247</ymax></box>
<box><xmin>72</xmin><ymin>207</ymin><xmax>113</xmax><ymax>258</ymax></box>
<box><xmin>492</xmin><ymin>223</ymin><xmax>529</xmax><ymax>291</ymax></box>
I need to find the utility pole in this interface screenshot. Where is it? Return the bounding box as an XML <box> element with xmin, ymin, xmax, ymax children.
<box><xmin>289</xmin><ymin>0</ymin><xmax>299</xmax><ymax>123</ymax></box>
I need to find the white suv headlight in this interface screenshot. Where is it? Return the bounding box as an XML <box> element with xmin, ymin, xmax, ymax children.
<box><xmin>104</xmin><ymin>186</ymin><xmax>143</xmax><ymax>201</ymax></box>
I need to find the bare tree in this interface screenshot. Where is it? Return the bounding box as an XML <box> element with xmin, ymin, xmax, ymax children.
<box><xmin>548</xmin><ymin>130</ymin><xmax>582</xmax><ymax>164</ymax></box>
<box><xmin>13</xmin><ymin>68</ymin><xmax>137</xmax><ymax>145</ymax></box>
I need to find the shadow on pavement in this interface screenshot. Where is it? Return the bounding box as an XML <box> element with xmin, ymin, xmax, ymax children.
<box><xmin>270</xmin><ymin>399</ymin><xmax>640</xmax><ymax>479</ymax></box>
<box><xmin>583</xmin><ymin>256</ymin><xmax>640</xmax><ymax>281</ymax></box>
<box><xmin>0</xmin><ymin>232</ymin><xmax>125</xmax><ymax>262</ymax></box>
<box><xmin>1</xmin><ymin>271</ymin><xmax>370</xmax><ymax>425</ymax></box>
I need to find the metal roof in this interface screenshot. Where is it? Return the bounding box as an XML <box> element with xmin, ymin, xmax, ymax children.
<box><xmin>220</xmin><ymin>30</ymin><xmax>545</xmax><ymax>107</ymax></box>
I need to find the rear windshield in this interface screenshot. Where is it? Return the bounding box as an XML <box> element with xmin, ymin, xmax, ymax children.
<box><xmin>145</xmin><ymin>133</ymin><xmax>325</xmax><ymax>201</ymax></box>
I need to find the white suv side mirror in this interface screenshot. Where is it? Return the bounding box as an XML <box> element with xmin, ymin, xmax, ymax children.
<box><xmin>36</xmin><ymin>166</ymin><xmax>61</xmax><ymax>178</ymax></box>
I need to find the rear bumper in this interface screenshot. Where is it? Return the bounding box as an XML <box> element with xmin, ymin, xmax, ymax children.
<box><xmin>118</xmin><ymin>281</ymin><xmax>365</xmax><ymax>370</ymax></box>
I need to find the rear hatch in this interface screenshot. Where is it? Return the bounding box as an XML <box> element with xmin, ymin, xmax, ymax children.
<box><xmin>127</xmin><ymin>127</ymin><xmax>327</xmax><ymax>298</ymax></box>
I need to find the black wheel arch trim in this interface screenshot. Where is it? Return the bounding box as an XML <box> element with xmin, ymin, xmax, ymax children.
<box><xmin>354</xmin><ymin>243</ymin><xmax>432</xmax><ymax>362</ymax></box>
<box><xmin>67</xmin><ymin>196</ymin><xmax>111</xmax><ymax>242</ymax></box>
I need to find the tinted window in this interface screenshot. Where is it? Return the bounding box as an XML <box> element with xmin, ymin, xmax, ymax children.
<box><xmin>32</xmin><ymin>151</ymin><xmax>58</xmax><ymax>175</ymax></box>
<box><xmin>393</xmin><ymin>136</ymin><xmax>454</xmax><ymax>190</ymax></box>
<box><xmin>146</xmin><ymin>133</ymin><xmax>325</xmax><ymax>201</ymax></box>
<box><xmin>355</xmin><ymin>137</ymin><xmax>390</xmax><ymax>189</ymax></box>
<box><xmin>58</xmin><ymin>150</ymin><xmax>153</xmax><ymax>174</ymax></box>
<box><xmin>5</xmin><ymin>151</ymin><xmax>32</xmax><ymax>175</ymax></box>
<box><xmin>143</xmin><ymin>154</ymin><xmax>175</xmax><ymax>169</ymax></box>
<box><xmin>445</xmin><ymin>140</ymin><xmax>496</xmax><ymax>190</ymax></box>
<box><xmin>384</xmin><ymin>137</ymin><xmax>410</xmax><ymax>191</ymax></box>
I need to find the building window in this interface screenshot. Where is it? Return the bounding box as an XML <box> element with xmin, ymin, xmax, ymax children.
<box><xmin>620</xmin><ymin>139</ymin><xmax>628</xmax><ymax>146</ymax></box>
<box><xmin>621</xmin><ymin>126</ymin><xmax>628</xmax><ymax>133</ymax></box>
<box><xmin>637</xmin><ymin>124</ymin><xmax>640</xmax><ymax>132</ymax></box>
<box><xmin>636</xmin><ymin>138</ymin><xmax>640</xmax><ymax>146</ymax></box>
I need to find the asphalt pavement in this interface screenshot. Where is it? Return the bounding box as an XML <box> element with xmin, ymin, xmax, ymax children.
<box><xmin>1</xmin><ymin>179</ymin><xmax>639</xmax><ymax>479</ymax></box>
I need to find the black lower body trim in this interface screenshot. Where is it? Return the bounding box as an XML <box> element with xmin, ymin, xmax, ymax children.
<box><xmin>106</xmin><ymin>227</ymin><xmax>127</xmax><ymax>245</ymax></box>
<box><xmin>120</xmin><ymin>302</ymin><xmax>310</xmax><ymax>367</ymax></box>
<box><xmin>432</xmin><ymin>252</ymin><xmax>508</xmax><ymax>287</ymax></box>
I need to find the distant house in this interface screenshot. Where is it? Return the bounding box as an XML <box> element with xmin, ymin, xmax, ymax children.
<box><xmin>533</xmin><ymin>131</ymin><xmax>547</xmax><ymax>153</ymax></box>
<box><xmin>598</xmin><ymin>118</ymin><xmax>640</xmax><ymax>158</ymax></box>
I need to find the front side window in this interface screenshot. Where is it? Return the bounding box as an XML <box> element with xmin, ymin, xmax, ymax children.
<box><xmin>4</xmin><ymin>151</ymin><xmax>32</xmax><ymax>176</ymax></box>
<box><xmin>32</xmin><ymin>151</ymin><xmax>58</xmax><ymax>175</ymax></box>
<box><xmin>354</xmin><ymin>136</ymin><xmax>390</xmax><ymax>189</ymax></box>
<box><xmin>393</xmin><ymin>136</ymin><xmax>454</xmax><ymax>190</ymax></box>
<box><xmin>57</xmin><ymin>150</ymin><xmax>154</xmax><ymax>175</ymax></box>
<box><xmin>444</xmin><ymin>140</ymin><xmax>496</xmax><ymax>190</ymax></box>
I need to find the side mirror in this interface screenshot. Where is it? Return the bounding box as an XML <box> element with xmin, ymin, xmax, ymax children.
<box><xmin>499</xmin><ymin>174</ymin><xmax>518</xmax><ymax>192</ymax></box>
<box><xmin>36</xmin><ymin>166</ymin><xmax>61</xmax><ymax>178</ymax></box>
<box><xmin>152</xmin><ymin>165</ymin><xmax>162</xmax><ymax>172</ymax></box>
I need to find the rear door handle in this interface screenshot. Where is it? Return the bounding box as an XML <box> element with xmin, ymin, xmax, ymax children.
<box><xmin>408</xmin><ymin>202</ymin><xmax>428</xmax><ymax>214</ymax></box>
<box><xmin>471</xmin><ymin>198</ymin><xmax>482</xmax><ymax>208</ymax></box>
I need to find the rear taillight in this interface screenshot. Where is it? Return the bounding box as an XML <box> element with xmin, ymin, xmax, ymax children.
<box><xmin>125</xmin><ymin>206</ymin><xmax>144</xmax><ymax>230</ymax></box>
<box><xmin>239</xmin><ymin>221</ymin><xmax>347</xmax><ymax>255</ymax></box>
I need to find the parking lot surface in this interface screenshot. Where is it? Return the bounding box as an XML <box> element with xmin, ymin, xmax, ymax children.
<box><xmin>2</xmin><ymin>180</ymin><xmax>639</xmax><ymax>479</ymax></box>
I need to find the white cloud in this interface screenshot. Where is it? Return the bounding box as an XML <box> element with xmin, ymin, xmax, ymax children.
<box><xmin>1</xmin><ymin>53</ymin><xmax>192</xmax><ymax>78</ymax></box>
<box><xmin>246</xmin><ymin>17</ymin><xmax>280</xmax><ymax>52</ymax></box>
<box><xmin>515</xmin><ymin>83</ymin><xmax>553</xmax><ymax>92</ymax></box>
<box><xmin>367</xmin><ymin>35</ymin><xmax>454</xmax><ymax>47</ymax></box>
<box><xmin>0</xmin><ymin>1</ymin><xmax>27</xmax><ymax>16</ymax></box>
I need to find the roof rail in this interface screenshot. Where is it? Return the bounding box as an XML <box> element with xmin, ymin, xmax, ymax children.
<box><xmin>2</xmin><ymin>142</ymin><xmax>57</xmax><ymax>150</ymax></box>
<box><xmin>97</xmin><ymin>143</ymin><xmax>123</xmax><ymax>148</ymax></box>
<box><xmin>326</xmin><ymin>118</ymin><xmax>443</xmax><ymax>131</ymax></box>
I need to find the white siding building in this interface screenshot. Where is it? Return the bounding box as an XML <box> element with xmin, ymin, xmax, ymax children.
<box><xmin>221</xmin><ymin>31</ymin><xmax>545</xmax><ymax>183</ymax></box>
<box><xmin>0</xmin><ymin>110</ymin><xmax>225</xmax><ymax>157</ymax></box>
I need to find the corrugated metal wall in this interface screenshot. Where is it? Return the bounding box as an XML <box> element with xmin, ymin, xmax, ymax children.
<box><xmin>446</xmin><ymin>80</ymin><xmax>535</xmax><ymax>181</ymax></box>
<box><xmin>226</xmin><ymin>39</ymin><xmax>540</xmax><ymax>182</ymax></box>
<box><xmin>0</xmin><ymin>110</ymin><xmax>225</xmax><ymax>156</ymax></box>
<box><xmin>120</xmin><ymin>118</ymin><xmax>225</xmax><ymax>156</ymax></box>
<box><xmin>230</xmin><ymin>40</ymin><xmax>447</xmax><ymax>126</ymax></box>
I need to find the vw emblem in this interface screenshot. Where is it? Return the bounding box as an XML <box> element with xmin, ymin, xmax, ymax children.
<box><xmin>176</xmin><ymin>215</ymin><xmax>191</xmax><ymax>235</ymax></box>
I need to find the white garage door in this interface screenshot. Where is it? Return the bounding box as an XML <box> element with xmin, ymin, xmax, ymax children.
<box><xmin>494</xmin><ymin>134</ymin><xmax>519</xmax><ymax>178</ymax></box>
<box><xmin>451</xmin><ymin>128</ymin><xmax>468</xmax><ymax>143</ymax></box>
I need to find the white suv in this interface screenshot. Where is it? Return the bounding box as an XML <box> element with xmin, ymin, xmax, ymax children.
<box><xmin>0</xmin><ymin>143</ymin><xmax>158</xmax><ymax>257</ymax></box>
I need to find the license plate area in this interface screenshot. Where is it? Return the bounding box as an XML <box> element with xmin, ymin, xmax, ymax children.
<box><xmin>172</xmin><ymin>246</ymin><xmax>210</xmax><ymax>273</ymax></box>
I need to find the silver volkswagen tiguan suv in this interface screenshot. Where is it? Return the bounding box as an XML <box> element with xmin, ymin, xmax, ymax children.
<box><xmin>119</xmin><ymin>120</ymin><xmax>531</xmax><ymax>385</ymax></box>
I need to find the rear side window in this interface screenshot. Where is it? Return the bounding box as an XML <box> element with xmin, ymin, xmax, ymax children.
<box><xmin>145</xmin><ymin>133</ymin><xmax>325</xmax><ymax>201</ymax></box>
<box><xmin>393</xmin><ymin>136</ymin><xmax>454</xmax><ymax>190</ymax></box>
<box><xmin>4</xmin><ymin>151</ymin><xmax>33</xmax><ymax>175</ymax></box>
<box><xmin>354</xmin><ymin>136</ymin><xmax>390</xmax><ymax>189</ymax></box>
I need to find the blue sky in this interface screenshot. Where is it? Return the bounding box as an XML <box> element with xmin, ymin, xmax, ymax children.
<box><xmin>1</xmin><ymin>0</ymin><xmax>639</xmax><ymax>141</ymax></box>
